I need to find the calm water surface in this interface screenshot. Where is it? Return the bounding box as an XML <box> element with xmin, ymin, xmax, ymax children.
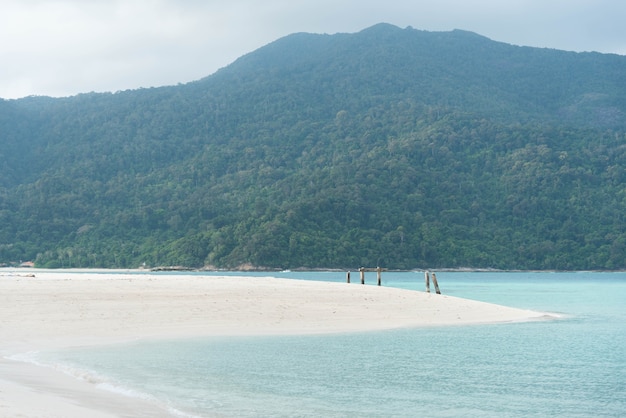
<box><xmin>38</xmin><ymin>271</ymin><xmax>626</xmax><ymax>417</ymax></box>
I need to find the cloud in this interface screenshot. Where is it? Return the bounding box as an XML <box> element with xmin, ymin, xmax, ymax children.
<box><xmin>1</xmin><ymin>0</ymin><xmax>625</xmax><ymax>99</ymax></box>
<box><xmin>1</xmin><ymin>0</ymin><xmax>234</xmax><ymax>97</ymax></box>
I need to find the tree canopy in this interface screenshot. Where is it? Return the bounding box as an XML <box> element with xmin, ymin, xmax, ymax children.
<box><xmin>1</xmin><ymin>24</ymin><xmax>626</xmax><ymax>270</ymax></box>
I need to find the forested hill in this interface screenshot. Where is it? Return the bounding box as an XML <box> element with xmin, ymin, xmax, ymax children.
<box><xmin>2</xmin><ymin>23</ymin><xmax>626</xmax><ymax>270</ymax></box>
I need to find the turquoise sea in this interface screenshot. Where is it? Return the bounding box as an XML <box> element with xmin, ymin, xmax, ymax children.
<box><xmin>36</xmin><ymin>271</ymin><xmax>626</xmax><ymax>417</ymax></box>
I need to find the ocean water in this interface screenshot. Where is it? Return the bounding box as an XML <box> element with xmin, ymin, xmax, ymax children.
<box><xmin>36</xmin><ymin>271</ymin><xmax>626</xmax><ymax>417</ymax></box>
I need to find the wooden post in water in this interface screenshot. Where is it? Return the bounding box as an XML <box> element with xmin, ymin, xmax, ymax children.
<box><xmin>425</xmin><ymin>271</ymin><xmax>430</xmax><ymax>293</ymax></box>
<box><xmin>432</xmin><ymin>272</ymin><xmax>441</xmax><ymax>294</ymax></box>
<box><xmin>377</xmin><ymin>266</ymin><xmax>382</xmax><ymax>286</ymax></box>
<box><xmin>360</xmin><ymin>268</ymin><xmax>365</xmax><ymax>284</ymax></box>
<box><xmin>346</xmin><ymin>271</ymin><xmax>351</xmax><ymax>283</ymax></box>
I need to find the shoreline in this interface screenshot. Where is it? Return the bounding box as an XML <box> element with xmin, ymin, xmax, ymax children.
<box><xmin>0</xmin><ymin>271</ymin><xmax>555</xmax><ymax>417</ymax></box>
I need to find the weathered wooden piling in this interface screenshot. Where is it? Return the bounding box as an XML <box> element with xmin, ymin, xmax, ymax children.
<box><xmin>432</xmin><ymin>272</ymin><xmax>441</xmax><ymax>294</ymax></box>
<box><xmin>348</xmin><ymin>267</ymin><xmax>386</xmax><ymax>286</ymax></box>
<box><xmin>425</xmin><ymin>271</ymin><xmax>430</xmax><ymax>293</ymax></box>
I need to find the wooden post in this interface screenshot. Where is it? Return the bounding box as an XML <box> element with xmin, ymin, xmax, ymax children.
<box><xmin>425</xmin><ymin>271</ymin><xmax>430</xmax><ymax>293</ymax></box>
<box><xmin>377</xmin><ymin>266</ymin><xmax>382</xmax><ymax>286</ymax></box>
<box><xmin>432</xmin><ymin>272</ymin><xmax>441</xmax><ymax>294</ymax></box>
<box><xmin>346</xmin><ymin>271</ymin><xmax>351</xmax><ymax>283</ymax></box>
<box><xmin>360</xmin><ymin>268</ymin><xmax>365</xmax><ymax>285</ymax></box>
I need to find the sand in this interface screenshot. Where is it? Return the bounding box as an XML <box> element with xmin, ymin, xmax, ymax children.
<box><xmin>0</xmin><ymin>270</ymin><xmax>552</xmax><ymax>417</ymax></box>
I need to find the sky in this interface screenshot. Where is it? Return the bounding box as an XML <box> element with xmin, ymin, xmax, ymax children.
<box><xmin>1</xmin><ymin>0</ymin><xmax>625</xmax><ymax>99</ymax></box>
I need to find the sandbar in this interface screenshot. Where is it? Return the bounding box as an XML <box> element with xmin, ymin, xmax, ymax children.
<box><xmin>0</xmin><ymin>270</ymin><xmax>551</xmax><ymax>417</ymax></box>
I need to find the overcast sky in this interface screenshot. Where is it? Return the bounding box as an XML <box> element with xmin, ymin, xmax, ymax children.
<box><xmin>1</xmin><ymin>0</ymin><xmax>625</xmax><ymax>99</ymax></box>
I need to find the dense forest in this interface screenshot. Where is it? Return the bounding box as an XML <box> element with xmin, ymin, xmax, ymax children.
<box><xmin>1</xmin><ymin>23</ymin><xmax>626</xmax><ymax>270</ymax></box>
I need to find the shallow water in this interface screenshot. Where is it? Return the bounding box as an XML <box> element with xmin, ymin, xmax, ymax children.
<box><xmin>37</xmin><ymin>272</ymin><xmax>626</xmax><ymax>417</ymax></box>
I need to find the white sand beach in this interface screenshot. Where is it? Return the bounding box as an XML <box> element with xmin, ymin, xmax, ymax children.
<box><xmin>0</xmin><ymin>270</ymin><xmax>551</xmax><ymax>417</ymax></box>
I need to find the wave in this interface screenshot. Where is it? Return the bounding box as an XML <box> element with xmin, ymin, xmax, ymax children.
<box><xmin>4</xmin><ymin>350</ymin><xmax>199</xmax><ymax>418</ymax></box>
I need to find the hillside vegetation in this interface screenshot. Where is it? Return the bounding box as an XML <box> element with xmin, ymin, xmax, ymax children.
<box><xmin>1</xmin><ymin>23</ymin><xmax>626</xmax><ymax>270</ymax></box>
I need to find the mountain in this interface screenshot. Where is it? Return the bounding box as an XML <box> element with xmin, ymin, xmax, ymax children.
<box><xmin>201</xmin><ymin>23</ymin><xmax>626</xmax><ymax>128</ymax></box>
<box><xmin>1</xmin><ymin>23</ymin><xmax>626</xmax><ymax>270</ymax></box>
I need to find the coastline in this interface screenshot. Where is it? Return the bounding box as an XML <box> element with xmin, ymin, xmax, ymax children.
<box><xmin>0</xmin><ymin>270</ymin><xmax>553</xmax><ymax>417</ymax></box>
